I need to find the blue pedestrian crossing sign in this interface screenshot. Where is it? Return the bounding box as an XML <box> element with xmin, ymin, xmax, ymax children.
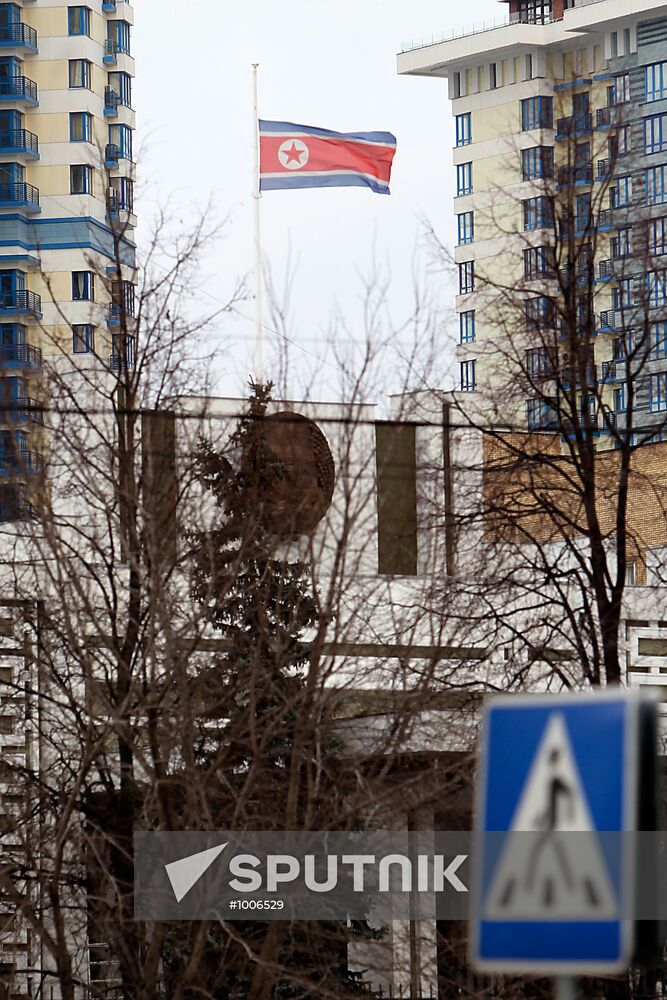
<box><xmin>471</xmin><ymin>691</ymin><xmax>645</xmax><ymax>975</ymax></box>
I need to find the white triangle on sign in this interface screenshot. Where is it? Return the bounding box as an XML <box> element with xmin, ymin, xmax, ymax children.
<box><xmin>165</xmin><ymin>842</ymin><xmax>228</xmax><ymax>903</ymax></box>
<box><xmin>484</xmin><ymin>714</ymin><xmax>618</xmax><ymax>920</ymax></box>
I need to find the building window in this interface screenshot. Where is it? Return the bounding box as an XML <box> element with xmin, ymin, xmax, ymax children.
<box><xmin>613</xmin><ymin>333</ymin><xmax>633</xmax><ymax>360</ymax></box>
<box><xmin>650</xmin><ymin>372</ymin><xmax>667</xmax><ymax>412</ymax></box>
<box><xmin>459</xmin><ymin>309</ymin><xmax>475</xmax><ymax>343</ymax></box>
<box><xmin>458</xmin><ymin>261</ymin><xmax>474</xmax><ymax>294</ymax></box>
<box><xmin>521</xmin><ymin>146</ymin><xmax>554</xmax><ymax>181</ymax></box>
<box><xmin>646</xmin><ymin>61</ymin><xmax>667</xmax><ymax>103</ymax></box>
<box><xmin>107</xmin><ymin>19</ymin><xmax>131</xmax><ymax>55</ymax></box>
<box><xmin>108</xmin><ymin>70</ymin><xmax>132</xmax><ymax>108</ymax></box>
<box><xmin>111</xmin><ymin>279</ymin><xmax>136</xmax><ymax>318</ymax></box>
<box><xmin>611</xmin><ymin>175</ymin><xmax>632</xmax><ymax>208</ymax></box>
<box><xmin>645</xmin><ymin>113</ymin><xmax>667</xmax><ymax>154</ymax></box>
<box><xmin>526</xmin><ymin>398</ymin><xmax>550</xmax><ymax>429</ymax></box>
<box><xmin>457</xmin><ymin>211</ymin><xmax>474</xmax><ymax>245</ymax></box>
<box><xmin>70</xmin><ymin>164</ymin><xmax>92</xmax><ymax>194</ymax></box>
<box><xmin>650</xmin><ymin>322</ymin><xmax>667</xmax><ymax>360</ymax></box>
<box><xmin>524</xmin><ymin>246</ymin><xmax>553</xmax><ymax>279</ymax></box>
<box><xmin>647</xmin><ymin>165</ymin><xmax>667</xmax><ymax>205</ymax></box>
<box><xmin>614</xmin><ymin>383</ymin><xmax>626</xmax><ymax>412</ymax></box>
<box><xmin>111</xmin><ymin>333</ymin><xmax>136</xmax><ymax>369</ymax></box>
<box><xmin>516</xmin><ymin>0</ymin><xmax>553</xmax><ymax>25</ymax></box>
<box><xmin>67</xmin><ymin>6</ymin><xmax>90</xmax><ymax>36</ymax></box>
<box><xmin>72</xmin><ymin>324</ymin><xmax>94</xmax><ymax>354</ymax></box>
<box><xmin>452</xmin><ymin>72</ymin><xmax>461</xmax><ymax>99</ymax></box>
<box><xmin>108</xmin><ymin>124</ymin><xmax>133</xmax><ymax>161</ymax></box>
<box><xmin>525</xmin><ymin>347</ymin><xmax>551</xmax><ymax>377</ymax></box>
<box><xmin>521</xmin><ymin>96</ymin><xmax>553</xmax><ymax>131</ymax></box>
<box><xmin>455</xmin><ymin>113</ymin><xmax>471</xmax><ymax>147</ymax></box>
<box><xmin>648</xmin><ymin>270</ymin><xmax>667</xmax><ymax>308</ymax></box>
<box><xmin>610</xmin><ymin>31</ymin><xmax>618</xmax><ymax>58</ymax></box>
<box><xmin>649</xmin><ymin>218</ymin><xmax>667</xmax><ymax>256</ymax></box>
<box><xmin>68</xmin><ymin>59</ymin><xmax>91</xmax><ymax>89</ymax></box>
<box><xmin>525</xmin><ymin>295</ymin><xmax>555</xmax><ymax>330</ymax></box>
<box><xmin>460</xmin><ymin>359</ymin><xmax>476</xmax><ymax>392</ymax></box>
<box><xmin>612</xmin><ymin>227</ymin><xmax>633</xmax><ymax>258</ymax></box>
<box><xmin>523</xmin><ymin>196</ymin><xmax>554</xmax><ymax>231</ymax></box>
<box><xmin>489</xmin><ymin>63</ymin><xmax>498</xmax><ymax>90</ymax></box>
<box><xmin>109</xmin><ymin>176</ymin><xmax>134</xmax><ymax>212</ymax></box>
<box><xmin>611</xmin><ymin>73</ymin><xmax>630</xmax><ymax>105</ymax></box>
<box><xmin>69</xmin><ymin>111</ymin><xmax>92</xmax><ymax>142</ymax></box>
<box><xmin>456</xmin><ymin>162</ymin><xmax>472</xmax><ymax>196</ymax></box>
<box><xmin>612</xmin><ymin>278</ymin><xmax>634</xmax><ymax>311</ymax></box>
<box><xmin>72</xmin><ymin>271</ymin><xmax>94</xmax><ymax>301</ymax></box>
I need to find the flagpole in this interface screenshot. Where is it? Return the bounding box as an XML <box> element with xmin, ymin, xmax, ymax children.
<box><xmin>252</xmin><ymin>62</ymin><xmax>262</xmax><ymax>384</ymax></box>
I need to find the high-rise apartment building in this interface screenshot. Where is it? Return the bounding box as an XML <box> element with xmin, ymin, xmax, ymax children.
<box><xmin>398</xmin><ymin>0</ymin><xmax>667</xmax><ymax>440</ymax></box>
<box><xmin>0</xmin><ymin>0</ymin><xmax>135</xmax><ymax>519</ymax></box>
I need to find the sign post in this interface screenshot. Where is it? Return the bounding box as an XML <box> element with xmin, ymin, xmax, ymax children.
<box><xmin>470</xmin><ymin>690</ymin><xmax>657</xmax><ymax>979</ymax></box>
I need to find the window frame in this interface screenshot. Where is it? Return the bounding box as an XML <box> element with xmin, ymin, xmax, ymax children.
<box><xmin>72</xmin><ymin>323</ymin><xmax>94</xmax><ymax>354</ymax></box>
<box><xmin>455</xmin><ymin>113</ymin><xmax>472</xmax><ymax>147</ymax></box>
<box><xmin>650</xmin><ymin>371</ymin><xmax>667</xmax><ymax>412</ymax></box>
<box><xmin>458</xmin><ymin>260</ymin><xmax>475</xmax><ymax>294</ymax></box>
<box><xmin>457</xmin><ymin>211</ymin><xmax>474</xmax><ymax>245</ymax></box>
<box><xmin>646</xmin><ymin>61</ymin><xmax>667</xmax><ymax>103</ymax></box>
<box><xmin>456</xmin><ymin>161</ymin><xmax>472</xmax><ymax>196</ymax></box>
<box><xmin>70</xmin><ymin>163</ymin><xmax>92</xmax><ymax>195</ymax></box>
<box><xmin>67</xmin><ymin>6</ymin><xmax>91</xmax><ymax>37</ymax></box>
<box><xmin>72</xmin><ymin>271</ymin><xmax>94</xmax><ymax>302</ymax></box>
<box><xmin>68</xmin><ymin>58</ymin><xmax>91</xmax><ymax>90</ymax></box>
<box><xmin>459</xmin><ymin>359</ymin><xmax>476</xmax><ymax>392</ymax></box>
<box><xmin>69</xmin><ymin>111</ymin><xmax>92</xmax><ymax>143</ymax></box>
<box><xmin>459</xmin><ymin>309</ymin><xmax>475</xmax><ymax>344</ymax></box>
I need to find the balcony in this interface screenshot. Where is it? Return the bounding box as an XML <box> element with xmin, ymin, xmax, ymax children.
<box><xmin>0</xmin><ymin>22</ymin><xmax>38</xmax><ymax>53</ymax></box>
<box><xmin>0</xmin><ymin>342</ymin><xmax>42</xmax><ymax>370</ymax></box>
<box><xmin>103</xmin><ymin>39</ymin><xmax>119</xmax><ymax>63</ymax></box>
<box><xmin>556</xmin><ymin>112</ymin><xmax>593</xmax><ymax>140</ymax></box>
<box><xmin>0</xmin><ymin>398</ymin><xmax>43</xmax><ymax>424</ymax></box>
<box><xmin>599</xmin><ymin>259</ymin><xmax>614</xmax><ymax>280</ymax></box>
<box><xmin>102</xmin><ymin>0</ymin><xmax>117</xmax><ymax>8</ymax></box>
<box><xmin>558</xmin><ymin>265</ymin><xmax>591</xmax><ymax>286</ymax></box>
<box><xmin>0</xmin><ymin>76</ymin><xmax>37</xmax><ymax>106</ymax></box>
<box><xmin>0</xmin><ymin>449</ymin><xmax>41</xmax><ymax>477</ymax></box>
<box><xmin>0</xmin><ymin>129</ymin><xmax>38</xmax><ymax>158</ymax></box>
<box><xmin>104</xmin><ymin>87</ymin><xmax>119</xmax><ymax>116</ymax></box>
<box><xmin>597</xmin><ymin>158</ymin><xmax>612</xmax><ymax>181</ymax></box>
<box><xmin>598</xmin><ymin>310</ymin><xmax>615</xmax><ymax>330</ymax></box>
<box><xmin>107</xmin><ymin>302</ymin><xmax>121</xmax><ymax>326</ymax></box>
<box><xmin>598</xmin><ymin>208</ymin><xmax>614</xmax><ymax>230</ymax></box>
<box><xmin>600</xmin><ymin>361</ymin><xmax>619</xmax><ymax>382</ymax></box>
<box><xmin>557</xmin><ymin>162</ymin><xmax>593</xmax><ymax>187</ymax></box>
<box><xmin>596</xmin><ymin>107</ymin><xmax>621</xmax><ymax>129</ymax></box>
<box><xmin>0</xmin><ymin>183</ymin><xmax>39</xmax><ymax>212</ymax></box>
<box><xmin>0</xmin><ymin>291</ymin><xmax>41</xmax><ymax>318</ymax></box>
<box><xmin>104</xmin><ymin>142</ymin><xmax>119</xmax><ymax>167</ymax></box>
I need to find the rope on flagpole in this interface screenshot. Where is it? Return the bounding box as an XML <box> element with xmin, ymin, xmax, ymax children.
<box><xmin>252</xmin><ymin>62</ymin><xmax>262</xmax><ymax>383</ymax></box>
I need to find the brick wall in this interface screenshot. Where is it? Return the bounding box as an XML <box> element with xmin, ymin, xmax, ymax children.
<box><xmin>483</xmin><ymin>435</ymin><xmax>667</xmax><ymax>583</ymax></box>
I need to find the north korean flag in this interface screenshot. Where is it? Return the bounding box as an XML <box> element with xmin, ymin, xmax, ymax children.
<box><xmin>259</xmin><ymin>120</ymin><xmax>397</xmax><ymax>195</ymax></box>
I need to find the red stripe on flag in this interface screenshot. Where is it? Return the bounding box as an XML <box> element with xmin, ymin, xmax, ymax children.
<box><xmin>260</xmin><ymin>135</ymin><xmax>395</xmax><ymax>181</ymax></box>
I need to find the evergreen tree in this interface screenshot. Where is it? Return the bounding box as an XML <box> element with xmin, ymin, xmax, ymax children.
<box><xmin>163</xmin><ymin>382</ymin><xmax>381</xmax><ymax>998</ymax></box>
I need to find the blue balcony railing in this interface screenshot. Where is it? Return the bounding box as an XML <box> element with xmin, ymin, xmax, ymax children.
<box><xmin>0</xmin><ymin>291</ymin><xmax>42</xmax><ymax>317</ymax></box>
<box><xmin>105</xmin><ymin>142</ymin><xmax>119</xmax><ymax>167</ymax></box>
<box><xmin>103</xmin><ymin>38</ymin><xmax>118</xmax><ymax>62</ymax></box>
<box><xmin>0</xmin><ymin>397</ymin><xmax>44</xmax><ymax>424</ymax></box>
<box><xmin>0</xmin><ymin>343</ymin><xmax>42</xmax><ymax>369</ymax></box>
<box><xmin>0</xmin><ymin>183</ymin><xmax>39</xmax><ymax>211</ymax></box>
<box><xmin>0</xmin><ymin>449</ymin><xmax>41</xmax><ymax>477</ymax></box>
<box><xmin>102</xmin><ymin>0</ymin><xmax>117</xmax><ymax>9</ymax></box>
<box><xmin>556</xmin><ymin>112</ymin><xmax>593</xmax><ymax>139</ymax></box>
<box><xmin>0</xmin><ymin>22</ymin><xmax>38</xmax><ymax>52</ymax></box>
<box><xmin>0</xmin><ymin>76</ymin><xmax>37</xmax><ymax>104</ymax></box>
<box><xmin>104</xmin><ymin>86</ymin><xmax>119</xmax><ymax>115</ymax></box>
<box><xmin>0</xmin><ymin>129</ymin><xmax>38</xmax><ymax>157</ymax></box>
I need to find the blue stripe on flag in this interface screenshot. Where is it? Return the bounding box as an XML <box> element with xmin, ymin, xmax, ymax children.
<box><xmin>259</xmin><ymin>173</ymin><xmax>391</xmax><ymax>195</ymax></box>
<box><xmin>258</xmin><ymin>119</ymin><xmax>396</xmax><ymax>147</ymax></box>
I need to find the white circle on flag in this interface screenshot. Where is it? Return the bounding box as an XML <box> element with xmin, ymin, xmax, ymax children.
<box><xmin>277</xmin><ymin>139</ymin><xmax>309</xmax><ymax>171</ymax></box>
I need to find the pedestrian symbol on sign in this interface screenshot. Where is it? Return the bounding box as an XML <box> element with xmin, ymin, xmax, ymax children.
<box><xmin>484</xmin><ymin>713</ymin><xmax>618</xmax><ymax>919</ymax></box>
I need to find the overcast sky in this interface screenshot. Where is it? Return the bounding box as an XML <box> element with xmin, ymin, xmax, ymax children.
<box><xmin>134</xmin><ymin>0</ymin><xmax>497</xmax><ymax>403</ymax></box>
